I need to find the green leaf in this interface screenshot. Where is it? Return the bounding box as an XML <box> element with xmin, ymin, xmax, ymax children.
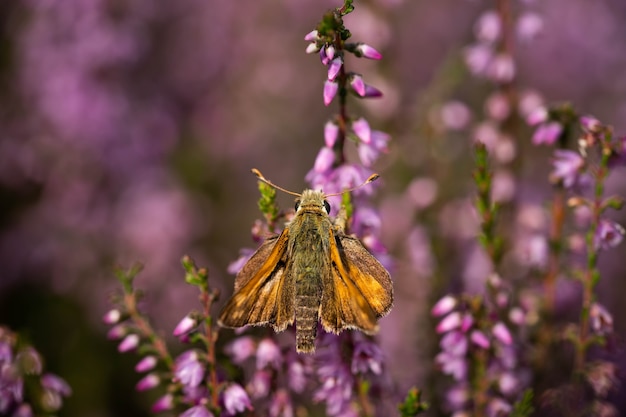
<box><xmin>511</xmin><ymin>389</ymin><xmax>535</xmax><ymax>417</ymax></box>
<box><xmin>398</xmin><ymin>387</ymin><xmax>429</xmax><ymax>416</ymax></box>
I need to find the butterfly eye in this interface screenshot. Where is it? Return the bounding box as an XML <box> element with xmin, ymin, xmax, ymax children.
<box><xmin>295</xmin><ymin>201</ymin><xmax>301</xmax><ymax>212</ymax></box>
<box><xmin>323</xmin><ymin>200</ymin><xmax>331</xmax><ymax>214</ymax></box>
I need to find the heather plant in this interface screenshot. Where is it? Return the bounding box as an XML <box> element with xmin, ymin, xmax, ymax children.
<box><xmin>1</xmin><ymin>1</ymin><xmax>626</xmax><ymax>417</ymax></box>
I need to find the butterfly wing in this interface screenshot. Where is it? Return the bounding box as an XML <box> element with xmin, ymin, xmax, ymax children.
<box><xmin>319</xmin><ymin>228</ymin><xmax>393</xmax><ymax>334</ymax></box>
<box><xmin>218</xmin><ymin>229</ymin><xmax>295</xmax><ymax>332</ymax></box>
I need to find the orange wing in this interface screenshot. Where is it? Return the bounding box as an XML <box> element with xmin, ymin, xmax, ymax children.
<box><xmin>218</xmin><ymin>229</ymin><xmax>295</xmax><ymax>332</ymax></box>
<box><xmin>319</xmin><ymin>228</ymin><xmax>393</xmax><ymax>334</ymax></box>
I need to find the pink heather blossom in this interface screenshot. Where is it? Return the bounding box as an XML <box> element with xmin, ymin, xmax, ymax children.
<box><xmin>349</xmin><ymin>74</ymin><xmax>365</xmax><ymax>96</ymax></box>
<box><xmin>352</xmin><ymin>118</ymin><xmax>371</xmax><ymax>144</ymax></box>
<box><xmin>354</xmin><ymin>43</ymin><xmax>382</xmax><ymax>60</ymax></box>
<box><xmin>223</xmin><ymin>384</ymin><xmax>253</xmax><ymax>414</ymax></box>
<box><xmin>256</xmin><ymin>338</ymin><xmax>283</xmax><ymax>370</ymax></box>
<box><xmin>526</xmin><ymin>106</ymin><xmax>548</xmax><ymax>126</ymax></box>
<box><xmin>327</xmin><ymin>58</ymin><xmax>342</xmax><ymax>81</ymax></box>
<box><xmin>225</xmin><ymin>336</ymin><xmax>257</xmax><ymax>364</ymax></box>
<box><xmin>551</xmin><ymin>149</ymin><xmax>585</xmax><ymax>188</ymax></box>
<box><xmin>488</xmin><ymin>53</ymin><xmax>515</xmax><ymax>83</ymax></box>
<box><xmin>304</xmin><ymin>30</ymin><xmax>318</xmax><ymax>41</ymax></box>
<box><xmin>151</xmin><ymin>394</ymin><xmax>174</xmax><ymax>412</ymax></box>
<box><xmin>431</xmin><ymin>295</ymin><xmax>457</xmax><ymax>317</ymax></box>
<box><xmin>135</xmin><ymin>355</ymin><xmax>158</xmax><ymax>373</ymax></box>
<box><xmin>470</xmin><ymin>330</ymin><xmax>490</xmax><ymax>349</ymax></box>
<box><xmin>118</xmin><ymin>334</ymin><xmax>139</xmax><ymax>352</ymax></box>
<box><xmin>306</xmin><ymin>42</ymin><xmax>320</xmax><ymax>54</ymax></box>
<box><xmin>516</xmin><ymin>12</ymin><xmax>543</xmax><ymax>41</ymax></box>
<box><xmin>102</xmin><ymin>309</ymin><xmax>121</xmax><ymax>324</ymax></box>
<box><xmin>532</xmin><ymin>121</ymin><xmax>563</xmax><ymax>145</ymax></box>
<box><xmin>594</xmin><ymin>219</ymin><xmax>625</xmax><ymax>251</ymax></box>
<box><xmin>323</xmin><ymin>80</ymin><xmax>338</xmax><ymax>106</ymax></box>
<box><xmin>313</xmin><ymin>147</ymin><xmax>335</xmax><ymax>173</ymax></box>
<box><xmin>492</xmin><ymin>322</ymin><xmax>513</xmax><ymax>345</ymax></box>
<box><xmin>474</xmin><ymin>10</ymin><xmax>502</xmax><ymax>43</ymax></box>
<box><xmin>180</xmin><ymin>405</ymin><xmax>214</xmax><ymax>417</ymax></box>
<box><xmin>173</xmin><ymin>315</ymin><xmax>197</xmax><ymax>337</ymax></box>
<box><xmin>436</xmin><ymin>311</ymin><xmax>462</xmax><ymax>333</ymax></box>
<box><xmin>135</xmin><ymin>373</ymin><xmax>159</xmax><ymax>391</ymax></box>
<box><xmin>324</xmin><ymin>121</ymin><xmax>339</xmax><ymax>147</ymax></box>
<box><xmin>440</xmin><ymin>101</ymin><xmax>472</xmax><ymax>131</ymax></box>
<box><xmin>325</xmin><ymin>45</ymin><xmax>336</xmax><ymax>61</ymax></box>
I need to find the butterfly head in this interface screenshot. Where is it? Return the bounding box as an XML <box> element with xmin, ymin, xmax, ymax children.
<box><xmin>295</xmin><ymin>189</ymin><xmax>330</xmax><ymax>215</ymax></box>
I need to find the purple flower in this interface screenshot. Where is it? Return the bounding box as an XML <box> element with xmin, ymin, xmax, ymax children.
<box><xmin>532</xmin><ymin>121</ymin><xmax>563</xmax><ymax>145</ymax></box>
<box><xmin>470</xmin><ymin>330</ymin><xmax>491</xmax><ymax>349</ymax></box>
<box><xmin>324</xmin><ymin>121</ymin><xmax>339</xmax><ymax>148</ymax></box>
<box><xmin>325</xmin><ymin>45</ymin><xmax>336</xmax><ymax>61</ymax></box>
<box><xmin>464</xmin><ymin>43</ymin><xmax>493</xmax><ymax>76</ymax></box>
<box><xmin>440</xmin><ymin>331</ymin><xmax>468</xmax><ymax>357</ymax></box>
<box><xmin>352</xmin><ymin>118</ymin><xmax>371</xmax><ymax>144</ymax></box>
<box><xmin>287</xmin><ymin>359</ymin><xmax>307</xmax><ymax>393</ymax></box>
<box><xmin>526</xmin><ymin>106</ymin><xmax>548</xmax><ymax>126</ymax></box>
<box><xmin>431</xmin><ymin>295</ymin><xmax>457</xmax><ymax>317</ymax></box>
<box><xmin>328</xmin><ymin>58</ymin><xmax>342</xmax><ymax>81</ymax></box>
<box><xmin>223</xmin><ymin>384</ymin><xmax>253</xmax><ymax>414</ymax></box>
<box><xmin>227</xmin><ymin>248</ymin><xmax>255</xmax><ymax>274</ymax></box>
<box><xmin>135</xmin><ymin>355</ymin><xmax>158</xmax><ymax>373</ymax></box>
<box><xmin>306</xmin><ymin>42</ymin><xmax>320</xmax><ymax>54</ymax></box>
<box><xmin>107</xmin><ymin>324</ymin><xmax>126</xmax><ymax>340</ymax></box>
<box><xmin>436</xmin><ymin>312</ymin><xmax>462</xmax><ymax>334</ymax></box>
<box><xmin>102</xmin><ymin>309</ymin><xmax>121</xmax><ymax>324</ymax></box>
<box><xmin>492</xmin><ymin>322</ymin><xmax>513</xmax><ymax>346</ymax></box>
<box><xmin>435</xmin><ymin>351</ymin><xmax>468</xmax><ymax>381</ymax></box>
<box><xmin>474</xmin><ymin>10</ymin><xmax>502</xmax><ymax>43</ymax></box>
<box><xmin>304</xmin><ymin>30</ymin><xmax>319</xmax><ymax>41</ymax></box>
<box><xmin>593</xmin><ymin>219</ymin><xmax>624</xmax><ymax>250</ymax></box>
<box><xmin>323</xmin><ymin>81</ymin><xmax>339</xmax><ymax>106</ymax></box>
<box><xmin>135</xmin><ymin>373</ymin><xmax>160</xmax><ymax>391</ymax></box>
<box><xmin>248</xmin><ymin>370</ymin><xmax>271</xmax><ymax>399</ymax></box>
<box><xmin>118</xmin><ymin>334</ymin><xmax>140</xmax><ymax>352</ymax></box>
<box><xmin>12</xmin><ymin>404</ymin><xmax>32</xmax><ymax>417</ymax></box>
<box><xmin>256</xmin><ymin>338</ymin><xmax>282</xmax><ymax>370</ymax></box>
<box><xmin>349</xmin><ymin>74</ymin><xmax>365</xmax><ymax>96</ymax></box>
<box><xmin>487</xmin><ymin>53</ymin><xmax>515</xmax><ymax>83</ymax></box>
<box><xmin>358</xmin><ymin>130</ymin><xmax>390</xmax><ymax>167</ymax></box>
<box><xmin>550</xmin><ymin>149</ymin><xmax>585</xmax><ymax>188</ymax></box>
<box><xmin>361</xmin><ymin>84</ymin><xmax>383</xmax><ymax>98</ymax></box>
<box><xmin>269</xmin><ymin>389</ymin><xmax>294</xmax><ymax>417</ymax></box>
<box><xmin>174</xmin><ymin>350</ymin><xmax>205</xmax><ymax>388</ymax></box>
<box><xmin>580</xmin><ymin>115</ymin><xmax>602</xmax><ymax>133</ymax></box>
<box><xmin>173</xmin><ymin>315</ymin><xmax>197</xmax><ymax>337</ymax></box>
<box><xmin>180</xmin><ymin>405</ymin><xmax>214</xmax><ymax>417</ymax></box>
<box><xmin>351</xmin><ymin>340</ymin><xmax>384</xmax><ymax>375</ymax></box>
<box><xmin>590</xmin><ymin>302</ymin><xmax>614</xmax><ymax>335</ymax></box>
<box><xmin>313</xmin><ymin>147</ymin><xmax>335</xmax><ymax>173</ymax></box>
<box><xmin>40</xmin><ymin>374</ymin><xmax>72</xmax><ymax>397</ymax></box>
<box><xmin>151</xmin><ymin>394</ymin><xmax>174</xmax><ymax>412</ymax></box>
<box><xmin>516</xmin><ymin>12</ymin><xmax>543</xmax><ymax>41</ymax></box>
<box><xmin>354</xmin><ymin>43</ymin><xmax>382</xmax><ymax>60</ymax></box>
<box><xmin>225</xmin><ymin>336</ymin><xmax>257</xmax><ymax>364</ymax></box>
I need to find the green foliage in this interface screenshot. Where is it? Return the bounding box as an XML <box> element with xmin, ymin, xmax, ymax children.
<box><xmin>511</xmin><ymin>389</ymin><xmax>535</xmax><ymax>417</ymax></box>
<box><xmin>398</xmin><ymin>387</ymin><xmax>429</xmax><ymax>416</ymax></box>
<box><xmin>257</xmin><ymin>180</ymin><xmax>280</xmax><ymax>223</ymax></box>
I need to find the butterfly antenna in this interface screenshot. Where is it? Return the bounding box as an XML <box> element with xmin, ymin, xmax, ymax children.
<box><xmin>251</xmin><ymin>168</ymin><xmax>301</xmax><ymax>197</ymax></box>
<box><xmin>325</xmin><ymin>173</ymin><xmax>380</xmax><ymax>197</ymax></box>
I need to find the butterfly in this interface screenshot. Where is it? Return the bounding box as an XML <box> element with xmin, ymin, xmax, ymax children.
<box><xmin>218</xmin><ymin>169</ymin><xmax>393</xmax><ymax>353</ymax></box>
